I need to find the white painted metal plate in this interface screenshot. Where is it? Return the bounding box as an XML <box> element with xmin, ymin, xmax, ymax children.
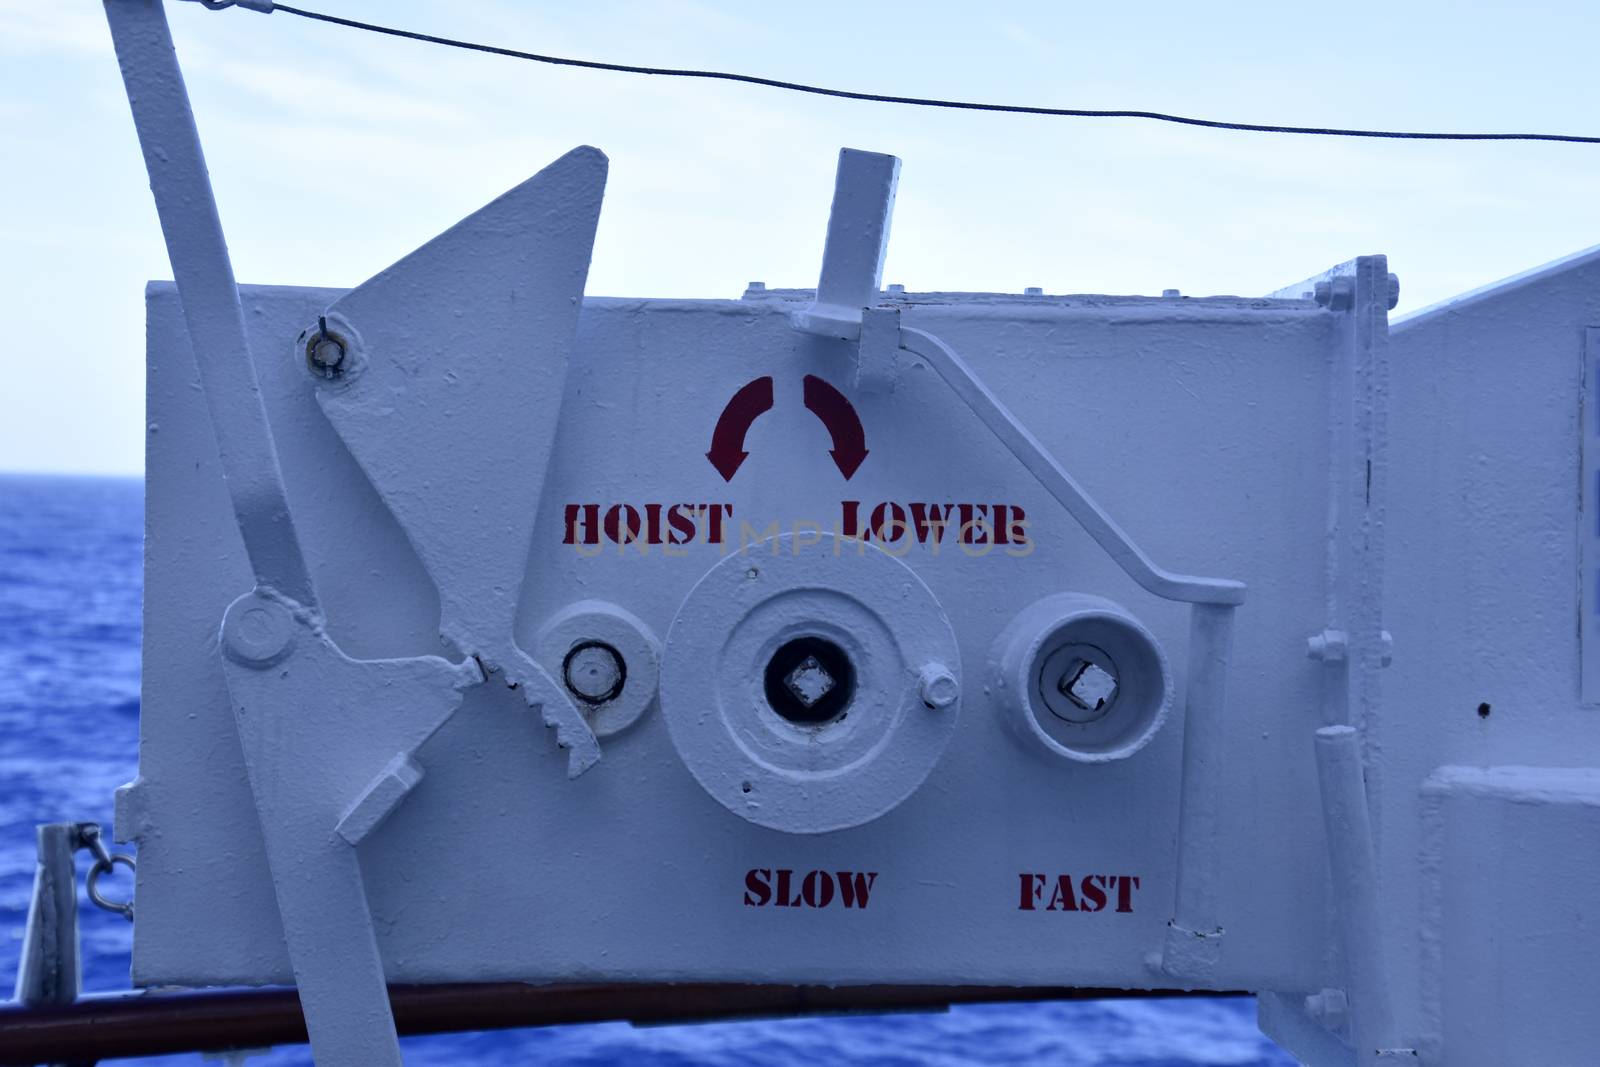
<box><xmin>131</xmin><ymin>281</ymin><xmax>1338</xmax><ymax>990</ymax></box>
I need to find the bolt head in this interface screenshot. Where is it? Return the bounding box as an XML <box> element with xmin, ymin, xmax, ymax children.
<box><xmin>919</xmin><ymin>663</ymin><xmax>959</xmax><ymax>709</ymax></box>
<box><xmin>1314</xmin><ymin>276</ymin><xmax>1356</xmax><ymax>311</ymax></box>
<box><xmin>1307</xmin><ymin>629</ymin><xmax>1348</xmax><ymax>661</ymax></box>
<box><xmin>222</xmin><ymin>597</ymin><xmax>296</xmax><ymax>669</ymax></box>
<box><xmin>563</xmin><ymin>642</ymin><xmax>625</xmax><ymax>704</ymax></box>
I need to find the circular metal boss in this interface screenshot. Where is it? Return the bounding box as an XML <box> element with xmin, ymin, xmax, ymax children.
<box><xmin>535</xmin><ymin>600</ymin><xmax>660</xmax><ymax>738</ymax></box>
<box><xmin>991</xmin><ymin>593</ymin><xmax>1171</xmax><ymax>763</ymax></box>
<box><xmin>221</xmin><ymin>593</ymin><xmax>297</xmax><ymax>670</ymax></box>
<box><xmin>660</xmin><ymin>533</ymin><xmax>961</xmax><ymax>834</ymax></box>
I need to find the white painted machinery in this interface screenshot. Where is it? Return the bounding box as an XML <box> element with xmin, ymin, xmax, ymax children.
<box><xmin>80</xmin><ymin>2</ymin><xmax>1600</xmax><ymax>1064</ymax></box>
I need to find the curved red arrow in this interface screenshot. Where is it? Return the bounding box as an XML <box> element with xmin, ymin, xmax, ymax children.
<box><xmin>706</xmin><ymin>376</ymin><xmax>774</xmax><ymax>481</ymax></box>
<box><xmin>804</xmin><ymin>374</ymin><xmax>869</xmax><ymax>480</ymax></box>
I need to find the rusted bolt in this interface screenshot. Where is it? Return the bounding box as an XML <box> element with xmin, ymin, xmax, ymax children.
<box><xmin>305</xmin><ymin>315</ymin><xmax>348</xmax><ymax>380</ymax></box>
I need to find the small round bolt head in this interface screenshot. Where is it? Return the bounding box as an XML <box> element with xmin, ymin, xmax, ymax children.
<box><xmin>919</xmin><ymin>663</ymin><xmax>959</xmax><ymax>709</ymax></box>
<box><xmin>222</xmin><ymin>596</ymin><xmax>296</xmax><ymax>669</ymax></box>
<box><xmin>563</xmin><ymin>641</ymin><xmax>625</xmax><ymax>704</ymax></box>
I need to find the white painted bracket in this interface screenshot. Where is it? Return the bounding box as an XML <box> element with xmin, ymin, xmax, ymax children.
<box><xmin>891</xmin><ymin>326</ymin><xmax>1244</xmax><ymax>986</ymax></box>
<box><xmin>792</xmin><ymin>148</ymin><xmax>900</xmax><ymax>342</ymax></box>
<box><xmin>1258</xmin><ymin>992</ymin><xmax>1357</xmax><ymax>1066</ymax></box>
<box><xmin>337</xmin><ymin>754</ymin><xmax>425</xmax><ymax>848</ymax></box>
<box><xmin>315</xmin><ymin>148</ymin><xmax>609</xmax><ymax>778</ymax></box>
<box><xmin>785</xmin><ymin>147</ymin><xmax>1250</xmax><ymax>975</ymax></box>
<box><xmin>219</xmin><ymin>591</ymin><xmax>481</xmax><ymax>1067</ymax></box>
<box><xmin>857</xmin><ymin>305</ymin><xmax>901</xmax><ymax>394</ymax></box>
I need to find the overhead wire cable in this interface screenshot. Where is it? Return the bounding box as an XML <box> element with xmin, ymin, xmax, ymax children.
<box><xmin>198</xmin><ymin>1</ymin><xmax>1600</xmax><ymax>145</ymax></box>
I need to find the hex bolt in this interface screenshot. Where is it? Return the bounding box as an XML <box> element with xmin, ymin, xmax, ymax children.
<box><xmin>563</xmin><ymin>641</ymin><xmax>625</xmax><ymax>705</ymax></box>
<box><xmin>1306</xmin><ymin>629</ymin><xmax>1349</xmax><ymax>662</ymax></box>
<box><xmin>919</xmin><ymin>663</ymin><xmax>959</xmax><ymax>709</ymax></box>
<box><xmin>1313</xmin><ymin>276</ymin><xmax>1356</xmax><ymax>311</ymax></box>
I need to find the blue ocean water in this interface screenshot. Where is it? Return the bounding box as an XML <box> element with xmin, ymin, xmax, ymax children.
<box><xmin>0</xmin><ymin>474</ymin><xmax>1292</xmax><ymax>1066</ymax></box>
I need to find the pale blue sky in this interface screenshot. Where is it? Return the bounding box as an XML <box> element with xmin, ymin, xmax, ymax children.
<box><xmin>4</xmin><ymin>0</ymin><xmax>1600</xmax><ymax>474</ymax></box>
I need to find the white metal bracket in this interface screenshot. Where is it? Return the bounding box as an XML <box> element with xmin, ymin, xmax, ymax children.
<box><xmin>790</xmin><ymin>146</ymin><xmax>1246</xmax><ymax>986</ymax></box>
<box><xmin>791</xmin><ymin>148</ymin><xmax>899</xmax><ymax>343</ymax></box>
<box><xmin>313</xmin><ymin>147</ymin><xmax>608</xmax><ymax>779</ymax></box>
<box><xmin>218</xmin><ymin>591</ymin><xmax>480</xmax><ymax>1066</ymax></box>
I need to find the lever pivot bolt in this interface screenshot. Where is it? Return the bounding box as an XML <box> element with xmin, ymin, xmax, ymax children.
<box><xmin>562</xmin><ymin>641</ymin><xmax>626</xmax><ymax>705</ymax></box>
<box><xmin>221</xmin><ymin>595</ymin><xmax>296</xmax><ymax>669</ymax></box>
<box><xmin>304</xmin><ymin>315</ymin><xmax>348</xmax><ymax>380</ymax></box>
